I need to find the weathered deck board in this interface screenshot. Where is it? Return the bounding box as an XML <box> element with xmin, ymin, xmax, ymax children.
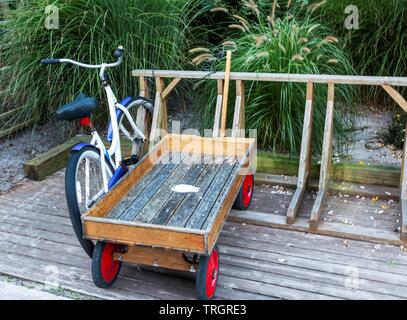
<box><xmin>219</xmin><ymin>251</ymin><xmax>405</xmax><ymax>299</ymax></box>
<box><xmin>219</xmin><ymin>236</ymin><xmax>407</xmax><ymax>284</ymax></box>
<box><xmin>240</xmin><ymin>184</ymin><xmax>402</xmax><ymax>245</ymax></box>
<box><xmin>2</xmin><ymin>171</ymin><xmax>407</xmax><ymax>299</ymax></box>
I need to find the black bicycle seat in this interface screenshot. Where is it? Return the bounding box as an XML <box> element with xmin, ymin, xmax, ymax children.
<box><xmin>56</xmin><ymin>93</ymin><xmax>99</xmax><ymax>121</ymax></box>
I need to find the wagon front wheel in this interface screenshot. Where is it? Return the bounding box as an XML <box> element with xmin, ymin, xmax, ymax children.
<box><xmin>92</xmin><ymin>241</ymin><xmax>122</xmax><ymax>288</ymax></box>
<box><xmin>233</xmin><ymin>174</ymin><xmax>254</xmax><ymax>210</ymax></box>
<box><xmin>196</xmin><ymin>245</ymin><xmax>219</xmax><ymax>300</ymax></box>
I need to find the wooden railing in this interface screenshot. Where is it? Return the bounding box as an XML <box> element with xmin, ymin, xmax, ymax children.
<box><xmin>132</xmin><ymin>69</ymin><xmax>407</xmax><ymax>241</ymax></box>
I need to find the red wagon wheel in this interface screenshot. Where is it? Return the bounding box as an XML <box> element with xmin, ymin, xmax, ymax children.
<box><xmin>233</xmin><ymin>174</ymin><xmax>254</xmax><ymax>210</ymax></box>
<box><xmin>92</xmin><ymin>241</ymin><xmax>122</xmax><ymax>288</ymax></box>
<box><xmin>196</xmin><ymin>245</ymin><xmax>220</xmax><ymax>300</ymax></box>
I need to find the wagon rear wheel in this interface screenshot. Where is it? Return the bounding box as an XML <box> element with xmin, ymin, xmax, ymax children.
<box><xmin>92</xmin><ymin>241</ymin><xmax>122</xmax><ymax>288</ymax></box>
<box><xmin>233</xmin><ymin>174</ymin><xmax>254</xmax><ymax>210</ymax></box>
<box><xmin>196</xmin><ymin>245</ymin><xmax>219</xmax><ymax>300</ymax></box>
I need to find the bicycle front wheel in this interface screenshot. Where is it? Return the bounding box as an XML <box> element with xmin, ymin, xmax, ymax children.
<box><xmin>65</xmin><ymin>147</ymin><xmax>114</xmax><ymax>258</ymax></box>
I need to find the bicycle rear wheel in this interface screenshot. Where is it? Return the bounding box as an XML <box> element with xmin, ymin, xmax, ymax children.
<box><xmin>65</xmin><ymin>147</ymin><xmax>114</xmax><ymax>258</ymax></box>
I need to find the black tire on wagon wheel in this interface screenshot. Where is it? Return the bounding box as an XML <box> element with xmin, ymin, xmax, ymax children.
<box><xmin>91</xmin><ymin>241</ymin><xmax>122</xmax><ymax>288</ymax></box>
<box><xmin>196</xmin><ymin>244</ymin><xmax>220</xmax><ymax>300</ymax></box>
<box><xmin>233</xmin><ymin>174</ymin><xmax>254</xmax><ymax>210</ymax></box>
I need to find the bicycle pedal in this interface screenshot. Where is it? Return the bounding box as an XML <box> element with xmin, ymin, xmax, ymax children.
<box><xmin>122</xmin><ymin>155</ymin><xmax>140</xmax><ymax>167</ymax></box>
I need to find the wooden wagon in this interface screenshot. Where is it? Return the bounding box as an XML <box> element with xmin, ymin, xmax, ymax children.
<box><xmin>82</xmin><ymin>51</ymin><xmax>256</xmax><ymax>299</ymax></box>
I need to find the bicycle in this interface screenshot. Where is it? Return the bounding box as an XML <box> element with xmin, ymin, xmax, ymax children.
<box><xmin>41</xmin><ymin>46</ymin><xmax>154</xmax><ymax>258</ymax></box>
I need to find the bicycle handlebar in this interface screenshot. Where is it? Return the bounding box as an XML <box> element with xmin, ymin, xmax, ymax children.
<box><xmin>41</xmin><ymin>58</ymin><xmax>61</xmax><ymax>65</ymax></box>
<box><xmin>41</xmin><ymin>46</ymin><xmax>124</xmax><ymax>69</ymax></box>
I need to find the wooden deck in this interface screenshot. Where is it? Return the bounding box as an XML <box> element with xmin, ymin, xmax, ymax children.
<box><xmin>2</xmin><ymin>171</ymin><xmax>407</xmax><ymax>299</ymax></box>
<box><xmin>231</xmin><ymin>182</ymin><xmax>403</xmax><ymax>246</ymax></box>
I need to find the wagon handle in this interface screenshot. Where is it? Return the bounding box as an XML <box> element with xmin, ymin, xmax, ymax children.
<box><xmin>220</xmin><ymin>50</ymin><xmax>232</xmax><ymax>137</ymax></box>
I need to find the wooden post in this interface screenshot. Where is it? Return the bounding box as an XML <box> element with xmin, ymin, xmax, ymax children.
<box><xmin>400</xmin><ymin>122</ymin><xmax>407</xmax><ymax>241</ymax></box>
<box><xmin>310</xmin><ymin>82</ymin><xmax>335</xmax><ymax>230</ymax></box>
<box><xmin>232</xmin><ymin>80</ymin><xmax>245</xmax><ymax>138</ymax></box>
<box><xmin>139</xmin><ymin>76</ymin><xmax>148</xmax><ymax>98</ymax></box>
<box><xmin>381</xmin><ymin>85</ymin><xmax>407</xmax><ymax>240</ymax></box>
<box><xmin>213</xmin><ymin>80</ymin><xmax>224</xmax><ymax>138</ymax></box>
<box><xmin>149</xmin><ymin>77</ymin><xmax>167</xmax><ymax>146</ymax></box>
<box><xmin>287</xmin><ymin>82</ymin><xmax>314</xmax><ymax>224</ymax></box>
<box><xmin>220</xmin><ymin>50</ymin><xmax>232</xmax><ymax>138</ymax></box>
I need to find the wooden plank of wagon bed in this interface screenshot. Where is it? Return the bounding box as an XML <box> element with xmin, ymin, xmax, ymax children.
<box><xmin>152</xmin><ymin>159</ymin><xmax>208</xmax><ymax>225</ymax></box>
<box><xmin>117</xmin><ymin>154</ymin><xmax>185</xmax><ymax>221</ymax></box>
<box><xmin>166</xmin><ymin>158</ymin><xmax>224</xmax><ymax>228</ymax></box>
<box><xmin>108</xmin><ymin>160</ymin><xmax>168</xmax><ymax>219</ymax></box>
<box><xmin>185</xmin><ymin>158</ymin><xmax>238</xmax><ymax>230</ymax></box>
<box><xmin>200</xmin><ymin>162</ymin><xmax>241</xmax><ymax>231</ymax></box>
<box><xmin>133</xmin><ymin>155</ymin><xmax>201</xmax><ymax>223</ymax></box>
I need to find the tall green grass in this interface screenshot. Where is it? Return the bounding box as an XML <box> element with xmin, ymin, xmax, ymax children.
<box><xmin>190</xmin><ymin>0</ymin><xmax>407</xmax><ymax>104</ymax></box>
<box><xmin>316</xmin><ymin>0</ymin><xmax>407</xmax><ymax>103</ymax></box>
<box><xmin>0</xmin><ymin>0</ymin><xmax>189</xmax><ymax>125</ymax></box>
<box><xmin>190</xmin><ymin>6</ymin><xmax>355</xmax><ymax>154</ymax></box>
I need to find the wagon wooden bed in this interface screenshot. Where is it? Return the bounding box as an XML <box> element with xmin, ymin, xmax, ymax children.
<box><xmin>83</xmin><ymin>134</ymin><xmax>255</xmax><ymax>299</ymax></box>
<box><xmin>83</xmin><ymin>134</ymin><xmax>255</xmax><ymax>253</ymax></box>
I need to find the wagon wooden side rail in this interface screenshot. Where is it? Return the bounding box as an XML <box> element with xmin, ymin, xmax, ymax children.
<box><xmin>132</xmin><ymin>69</ymin><xmax>407</xmax><ymax>241</ymax></box>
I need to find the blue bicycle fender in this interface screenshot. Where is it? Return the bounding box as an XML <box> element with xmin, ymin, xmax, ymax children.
<box><xmin>106</xmin><ymin>96</ymin><xmax>133</xmax><ymax>142</ymax></box>
<box><xmin>108</xmin><ymin>165</ymin><xmax>128</xmax><ymax>190</ymax></box>
<box><xmin>70</xmin><ymin>142</ymin><xmax>110</xmax><ymax>161</ymax></box>
<box><xmin>71</xmin><ymin>142</ymin><xmax>94</xmax><ymax>153</ymax></box>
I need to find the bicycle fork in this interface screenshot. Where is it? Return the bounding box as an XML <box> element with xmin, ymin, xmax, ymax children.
<box><xmin>90</xmin><ymin>130</ymin><xmax>110</xmax><ymax>193</ymax></box>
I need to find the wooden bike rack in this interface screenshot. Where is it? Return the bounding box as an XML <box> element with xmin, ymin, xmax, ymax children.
<box><xmin>288</xmin><ymin>80</ymin><xmax>407</xmax><ymax>239</ymax></box>
<box><xmin>132</xmin><ymin>69</ymin><xmax>407</xmax><ymax>242</ymax></box>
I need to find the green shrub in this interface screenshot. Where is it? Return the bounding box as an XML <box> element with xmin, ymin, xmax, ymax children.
<box><xmin>190</xmin><ymin>0</ymin><xmax>407</xmax><ymax>105</ymax></box>
<box><xmin>183</xmin><ymin>0</ymin><xmax>247</xmax><ymax>55</ymax></box>
<box><xmin>0</xmin><ymin>0</ymin><xmax>189</xmax><ymax>125</ymax></box>
<box><xmin>190</xmin><ymin>9</ymin><xmax>355</xmax><ymax>154</ymax></box>
<box><xmin>310</xmin><ymin>0</ymin><xmax>407</xmax><ymax>104</ymax></box>
<box><xmin>379</xmin><ymin>112</ymin><xmax>407</xmax><ymax>150</ymax></box>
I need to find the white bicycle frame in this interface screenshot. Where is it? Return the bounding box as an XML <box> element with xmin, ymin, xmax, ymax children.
<box><xmin>57</xmin><ymin>54</ymin><xmax>147</xmax><ymax>202</ymax></box>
